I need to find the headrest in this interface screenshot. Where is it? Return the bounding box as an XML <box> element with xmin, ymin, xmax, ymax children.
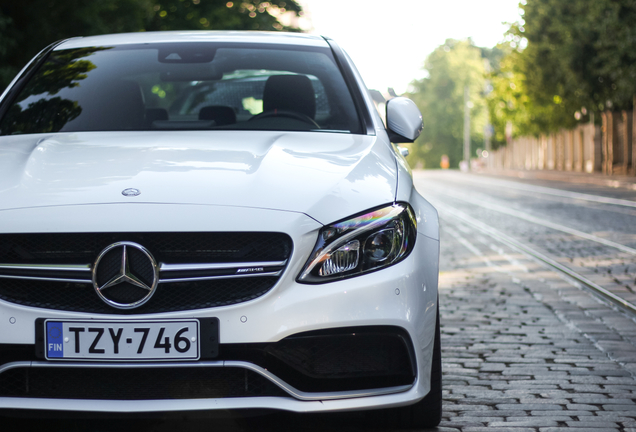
<box><xmin>262</xmin><ymin>75</ymin><xmax>316</xmax><ymax>119</ymax></box>
<box><xmin>199</xmin><ymin>106</ymin><xmax>237</xmax><ymax>125</ymax></box>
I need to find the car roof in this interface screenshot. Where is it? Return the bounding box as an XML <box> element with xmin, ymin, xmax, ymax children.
<box><xmin>55</xmin><ymin>31</ymin><xmax>330</xmax><ymax>50</ymax></box>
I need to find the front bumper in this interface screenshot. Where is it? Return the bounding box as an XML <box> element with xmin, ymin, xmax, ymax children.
<box><xmin>0</xmin><ymin>215</ymin><xmax>439</xmax><ymax>412</ymax></box>
<box><xmin>0</xmin><ymin>377</ymin><xmax>428</xmax><ymax>415</ymax></box>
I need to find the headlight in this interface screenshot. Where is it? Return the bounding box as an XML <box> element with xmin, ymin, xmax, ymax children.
<box><xmin>297</xmin><ymin>203</ymin><xmax>417</xmax><ymax>283</ymax></box>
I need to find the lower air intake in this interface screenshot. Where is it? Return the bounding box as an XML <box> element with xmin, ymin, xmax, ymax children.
<box><xmin>0</xmin><ymin>366</ymin><xmax>288</xmax><ymax>400</ymax></box>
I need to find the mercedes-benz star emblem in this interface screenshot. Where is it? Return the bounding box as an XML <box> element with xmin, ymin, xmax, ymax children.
<box><xmin>92</xmin><ymin>242</ymin><xmax>159</xmax><ymax>309</ymax></box>
<box><xmin>122</xmin><ymin>188</ymin><xmax>141</xmax><ymax>197</ymax></box>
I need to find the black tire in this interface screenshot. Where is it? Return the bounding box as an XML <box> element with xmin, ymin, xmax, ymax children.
<box><xmin>371</xmin><ymin>306</ymin><xmax>442</xmax><ymax>429</ymax></box>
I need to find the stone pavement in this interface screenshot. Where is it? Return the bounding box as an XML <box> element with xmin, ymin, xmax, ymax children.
<box><xmin>436</xmin><ymin>217</ymin><xmax>636</xmax><ymax>431</ymax></box>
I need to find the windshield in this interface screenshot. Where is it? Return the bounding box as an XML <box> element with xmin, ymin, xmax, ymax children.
<box><xmin>0</xmin><ymin>43</ymin><xmax>362</xmax><ymax>135</ymax></box>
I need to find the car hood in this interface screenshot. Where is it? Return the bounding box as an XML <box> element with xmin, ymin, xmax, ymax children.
<box><xmin>0</xmin><ymin>131</ymin><xmax>397</xmax><ymax>224</ymax></box>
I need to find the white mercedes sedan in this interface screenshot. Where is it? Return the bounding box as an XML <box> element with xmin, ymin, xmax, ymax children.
<box><xmin>0</xmin><ymin>31</ymin><xmax>440</xmax><ymax>428</ymax></box>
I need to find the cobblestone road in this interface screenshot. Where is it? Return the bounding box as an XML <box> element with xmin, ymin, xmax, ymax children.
<box><xmin>436</xmin><ymin>194</ymin><xmax>636</xmax><ymax>431</ymax></box>
<box><xmin>413</xmin><ymin>170</ymin><xmax>636</xmax><ymax>308</ymax></box>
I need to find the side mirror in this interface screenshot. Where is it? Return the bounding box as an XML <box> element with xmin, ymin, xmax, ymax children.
<box><xmin>386</xmin><ymin>97</ymin><xmax>423</xmax><ymax>143</ymax></box>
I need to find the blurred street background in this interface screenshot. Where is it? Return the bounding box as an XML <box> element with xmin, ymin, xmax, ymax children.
<box><xmin>2</xmin><ymin>0</ymin><xmax>636</xmax><ymax>430</ymax></box>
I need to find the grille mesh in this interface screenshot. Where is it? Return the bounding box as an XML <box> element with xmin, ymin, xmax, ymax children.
<box><xmin>267</xmin><ymin>333</ymin><xmax>412</xmax><ymax>378</ymax></box>
<box><xmin>262</xmin><ymin>332</ymin><xmax>414</xmax><ymax>392</ymax></box>
<box><xmin>218</xmin><ymin>327</ymin><xmax>416</xmax><ymax>392</ymax></box>
<box><xmin>0</xmin><ymin>367</ymin><xmax>288</xmax><ymax>400</ymax></box>
<box><xmin>0</xmin><ymin>277</ymin><xmax>279</xmax><ymax>314</ymax></box>
<box><xmin>0</xmin><ymin>232</ymin><xmax>292</xmax><ymax>265</ymax></box>
<box><xmin>99</xmin><ymin>283</ymin><xmax>150</xmax><ymax>305</ymax></box>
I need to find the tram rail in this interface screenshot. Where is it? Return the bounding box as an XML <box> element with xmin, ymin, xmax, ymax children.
<box><xmin>432</xmin><ymin>200</ymin><xmax>636</xmax><ymax>318</ymax></box>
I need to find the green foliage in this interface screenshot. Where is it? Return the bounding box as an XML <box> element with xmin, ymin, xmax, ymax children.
<box><xmin>483</xmin><ymin>0</ymin><xmax>636</xmax><ymax>143</ymax></box>
<box><xmin>592</xmin><ymin>0</ymin><xmax>636</xmax><ymax>109</ymax></box>
<box><xmin>20</xmin><ymin>48</ymin><xmax>106</xmax><ymax>99</ymax></box>
<box><xmin>0</xmin><ymin>0</ymin><xmax>302</xmax><ymax>92</ymax></box>
<box><xmin>0</xmin><ymin>11</ymin><xmax>15</xmax><ymax>87</ymax></box>
<box><xmin>497</xmin><ymin>0</ymin><xmax>636</xmax><ymax>137</ymax></box>
<box><xmin>0</xmin><ymin>0</ymin><xmax>149</xmax><ymax>91</ymax></box>
<box><xmin>406</xmin><ymin>39</ymin><xmax>488</xmax><ymax>169</ymax></box>
<box><xmin>146</xmin><ymin>1</ymin><xmax>301</xmax><ymax>32</ymax></box>
<box><xmin>1</xmin><ymin>97</ymin><xmax>81</xmax><ymax>135</ymax></box>
<box><xmin>486</xmin><ymin>44</ymin><xmax>576</xmax><ymax>145</ymax></box>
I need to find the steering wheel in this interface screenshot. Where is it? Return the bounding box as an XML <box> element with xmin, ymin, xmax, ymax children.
<box><xmin>250</xmin><ymin>110</ymin><xmax>320</xmax><ymax>128</ymax></box>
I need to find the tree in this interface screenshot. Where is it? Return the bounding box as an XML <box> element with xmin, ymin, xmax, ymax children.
<box><xmin>486</xmin><ymin>43</ymin><xmax>576</xmax><ymax>145</ymax></box>
<box><xmin>0</xmin><ymin>0</ymin><xmax>149</xmax><ymax>91</ymax></box>
<box><xmin>145</xmin><ymin>1</ymin><xmax>301</xmax><ymax>32</ymax></box>
<box><xmin>484</xmin><ymin>0</ymin><xmax>636</xmax><ymax>143</ymax></box>
<box><xmin>0</xmin><ymin>11</ymin><xmax>15</xmax><ymax>88</ymax></box>
<box><xmin>511</xmin><ymin>0</ymin><xmax>636</xmax><ymax>120</ymax></box>
<box><xmin>407</xmin><ymin>39</ymin><xmax>489</xmax><ymax>169</ymax></box>
<box><xmin>0</xmin><ymin>0</ymin><xmax>302</xmax><ymax>92</ymax></box>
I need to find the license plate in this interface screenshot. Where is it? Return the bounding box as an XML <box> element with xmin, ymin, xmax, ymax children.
<box><xmin>43</xmin><ymin>319</ymin><xmax>200</xmax><ymax>361</ymax></box>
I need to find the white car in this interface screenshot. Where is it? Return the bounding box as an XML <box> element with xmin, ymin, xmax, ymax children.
<box><xmin>0</xmin><ymin>31</ymin><xmax>440</xmax><ymax>428</ymax></box>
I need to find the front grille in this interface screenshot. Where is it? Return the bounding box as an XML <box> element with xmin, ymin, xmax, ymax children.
<box><xmin>0</xmin><ymin>232</ymin><xmax>291</xmax><ymax>264</ymax></box>
<box><xmin>0</xmin><ymin>232</ymin><xmax>292</xmax><ymax>314</ymax></box>
<box><xmin>0</xmin><ymin>366</ymin><xmax>288</xmax><ymax>400</ymax></box>
<box><xmin>0</xmin><ymin>277</ymin><xmax>279</xmax><ymax>314</ymax></box>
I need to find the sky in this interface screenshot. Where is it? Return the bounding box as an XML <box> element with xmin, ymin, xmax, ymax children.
<box><xmin>295</xmin><ymin>0</ymin><xmax>524</xmax><ymax>94</ymax></box>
